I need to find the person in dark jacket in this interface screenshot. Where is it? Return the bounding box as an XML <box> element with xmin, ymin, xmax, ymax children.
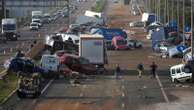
<box><xmin>115</xmin><ymin>64</ymin><xmax>121</xmax><ymax>79</ymax></box>
<box><xmin>15</xmin><ymin>50</ymin><xmax>24</xmax><ymax>58</ymax></box>
<box><xmin>150</xmin><ymin>62</ymin><xmax>158</xmax><ymax>78</ymax></box>
<box><xmin>137</xmin><ymin>63</ymin><xmax>144</xmax><ymax>78</ymax></box>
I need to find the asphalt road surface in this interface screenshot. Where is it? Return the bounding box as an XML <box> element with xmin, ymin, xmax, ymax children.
<box><xmin>2</xmin><ymin>0</ymin><xmax>194</xmax><ymax>110</ymax></box>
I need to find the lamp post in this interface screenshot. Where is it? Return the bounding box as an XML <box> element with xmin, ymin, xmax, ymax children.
<box><xmin>177</xmin><ymin>0</ymin><xmax>179</xmax><ymax>39</ymax></box>
<box><xmin>191</xmin><ymin>0</ymin><xmax>193</xmax><ymax>60</ymax></box>
<box><xmin>183</xmin><ymin>0</ymin><xmax>185</xmax><ymax>46</ymax></box>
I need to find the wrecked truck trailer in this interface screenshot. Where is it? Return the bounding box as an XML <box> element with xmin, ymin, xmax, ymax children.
<box><xmin>58</xmin><ymin>53</ymin><xmax>99</xmax><ymax>75</ymax></box>
<box><xmin>45</xmin><ymin>34</ymin><xmax>78</xmax><ymax>53</ymax></box>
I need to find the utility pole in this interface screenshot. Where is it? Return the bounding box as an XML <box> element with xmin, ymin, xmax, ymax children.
<box><xmin>191</xmin><ymin>0</ymin><xmax>193</xmax><ymax>60</ymax></box>
<box><xmin>167</xmin><ymin>0</ymin><xmax>170</xmax><ymax>23</ymax></box>
<box><xmin>67</xmin><ymin>0</ymin><xmax>70</xmax><ymax>26</ymax></box>
<box><xmin>164</xmin><ymin>0</ymin><xmax>167</xmax><ymax>24</ymax></box>
<box><xmin>1</xmin><ymin>0</ymin><xmax>5</xmax><ymax>18</ymax></box>
<box><xmin>172</xmin><ymin>0</ymin><xmax>174</xmax><ymax>21</ymax></box>
<box><xmin>159</xmin><ymin>0</ymin><xmax>160</xmax><ymax>22</ymax></box>
<box><xmin>177</xmin><ymin>0</ymin><xmax>179</xmax><ymax>39</ymax></box>
<box><xmin>183</xmin><ymin>0</ymin><xmax>185</xmax><ymax>46</ymax></box>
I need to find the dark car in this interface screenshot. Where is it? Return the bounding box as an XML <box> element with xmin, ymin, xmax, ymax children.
<box><xmin>58</xmin><ymin>54</ymin><xmax>97</xmax><ymax>75</ymax></box>
<box><xmin>6</xmin><ymin>57</ymin><xmax>44</xmax><ymax>74</ymax></box>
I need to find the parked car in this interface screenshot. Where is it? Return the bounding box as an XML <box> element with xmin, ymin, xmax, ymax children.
<box><xmin>128</xmin><ymin>40</ymin><xmax>143</xmax><ymax>48</ymax></box>
<box><xmin>111</xmin><ymin>36</ymin><xmax>128</xmax><ymax>50</ymax></box>
<box><xmin>30</xmin><ymin>22</ymin><xmax>39</xmax><ymax>30</ymax></box>
<box><xmin>58</xmin><ymin>54</ymin><xmax>98</xmax><ymax>75</ymax></box>
<box><xmin>32</xmin><ymin>19</ymin><xmax>42</xmax><ymax>27</ymax></box>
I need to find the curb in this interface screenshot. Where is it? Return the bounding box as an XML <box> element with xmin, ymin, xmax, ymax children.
<box><xmin>0</xmin><ymin>88</ymin><xmax>18</xmax><ymax>105</ymax></box>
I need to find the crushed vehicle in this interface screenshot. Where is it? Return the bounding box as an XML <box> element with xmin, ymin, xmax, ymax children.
<box><xmin>40</xmin><ymin>54</ymin><xmax>72</xmax><ymax>78</ymax></box>
<box><xmin>5</xmin><ymin>57</ymin><xmax>44</xmax><ymax>74</ymax></box>
<box><xmin>17</xmin><ymin>73</ymin><xmax>41</xmax><ymax>98</ymax></box>
<box><xmin>57</xmin><ymin>33</ymin><xmax>79</xmax><ymax>45</ymax></box>
<box><xmin>58</xmin><ymin>53</ymin><xmax>98</xmax><ymax>75</ymax></box>
<box><xmin>45</xmin><ymin>33</ymin><xmax>78</xmax><ymax>53</ymax></box>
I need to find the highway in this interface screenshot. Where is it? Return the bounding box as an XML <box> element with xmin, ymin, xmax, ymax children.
<box><xmin>0</xmin><ymin>0</ymin><xmax>96</xmax><ymax>109</ymax></box>
<box><xmin>1</xmin><ymin>0</ymin><xmax>194</xmax><ymax>110</ymax></box>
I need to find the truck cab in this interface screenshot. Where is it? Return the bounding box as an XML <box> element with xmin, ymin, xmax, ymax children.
<box><xmin>40</xmin><ymin>55</ymin><xmax>60</xmax><ymax>72</ymax></box>
<box><xmin>1</xmin><ymin>18</ymin><xmax>19</xmax><ymax>41</ymax></box>
<box><xmin>112</xmin><ymin>36</ymin><xmax>128</xmax><ymax>50</ymax></box>
<box><xmin>170</xmin><ymin>64</ymin><xmax>192</xmax><ymax>83</ymax></box>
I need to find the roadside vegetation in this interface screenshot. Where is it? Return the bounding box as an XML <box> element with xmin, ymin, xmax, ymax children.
<box><xmin>92</xmin><ymin>0</ymin><xmax>106</xmax><ymax>12</ymax></box>
<box><xmin>0</xmin><ymin>74</ymin><xmax>18</xmax><ymax>105</ymax></box>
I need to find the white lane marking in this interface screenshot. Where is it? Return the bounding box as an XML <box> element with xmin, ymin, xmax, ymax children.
<box><xmin>156</xmin><ymin>74</ymin><xmax>169</xmax><ymax>103</ymax></box>
<box><xmin>122</xmin><ymin>103</ymin><xmax>125</xmax><ymax>108</ymax></box>
<box><xmin>122</xmin><ymin>92</ymin><xmax>125</xmax><ymax>97</ymax></box>
<box><xmin>41</xmin><ymin>79</ymin><xmax>54</xmax><ymax>94</ymax></box>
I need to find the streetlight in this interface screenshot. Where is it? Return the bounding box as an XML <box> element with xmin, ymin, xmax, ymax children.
<box><xmin>67</xmin><ymin>0</ymin><xmax>71</xmax><ymax>26</ymax></box>
<box><xmin>191</xmin><ymin>0</ymin><xmax>193</xmax><ymax>60</ymax></box>
<box><xmin>183</xmin><ymin>0</ymin><xmax>185</xmax><ymax>46</ymax></box>
<box><xmin>177</xmin><ymin>0</ymin><xmax>179</xmax><ymax>39</ymax></box>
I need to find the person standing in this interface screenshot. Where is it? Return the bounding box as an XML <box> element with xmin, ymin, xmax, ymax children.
<box><xmin>115</xmin><ymin>64</ymin><xmax>121</xmax><ymax>79</ymax></box>
<box><xmin>137</xmin><ymin>63</ymin><xmax>144</xmax><ymax>78</ymax></box>
<box><xmin>150</xmin><ymin>62</ymin><xmax>158</xmax><ymax>78</ymax></box>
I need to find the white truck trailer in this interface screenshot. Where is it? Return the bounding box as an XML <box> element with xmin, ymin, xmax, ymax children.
<box><xmin>79</xmin><ymin>34</ymin><xmax>107</xmax><ymax>68</ymax></box>
<box><xmin>1</xmin><ymin>18</ymin><xmax>19</xmax><ymax>41</ymax></box>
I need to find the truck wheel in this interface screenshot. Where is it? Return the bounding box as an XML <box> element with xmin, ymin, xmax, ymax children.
<box><xmin>174</xmin><ymin>79</ymin><xmax>179</xmax><ymax>83</ymax></box>
<box><xmin>33</xmin><ymin>92</ymin><xmax>41</xmax><ymax>98</ymax></box>
<box><xmin>17</xmin><ymin>90</ymin><xmax>25</xmax><ymax>98</ymax></box>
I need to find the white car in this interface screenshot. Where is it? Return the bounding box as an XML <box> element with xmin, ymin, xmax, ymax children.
<box><xmin>32</xmin><ymin>19</ymin><xmax>42</xmax><ymax>27</ymax></box>
<box><xmin>30</xmin><ymin>22</ymin><xmax>39</xmax><ymax>30</ymax></box>
<box><xmin>170</xmin><ymin>64</ymin><xmax>192</xmax><ymax>82</ymax></box>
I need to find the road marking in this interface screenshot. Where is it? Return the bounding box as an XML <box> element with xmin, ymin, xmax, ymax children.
<box><xmin>122</xmin><ymin>92</ymin><xmax>125</xmax><ymax>97</ymax></box>
<box><xmin>41</xmin><ymin>79</ymin><xmax>54</xmax><ymax>94</ymax></box>
<box><xmin>156</xmin><ymin>74</ymin><xmax>169</xmax><ymax>103</ymax></box>
<box><xmin>122</xmin><ymin>103</ymin><xmax>125</xmax><ymax>109</ymax></box>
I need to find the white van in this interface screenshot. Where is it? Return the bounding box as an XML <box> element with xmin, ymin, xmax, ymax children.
<box><xmin>40</xmin><ymin>55</ymin><xmax>59</xmax><ymax>72</ymax></box>
<box><xmin>170</xmin><ymin>64</ymin><xmax>192</xmax><ymax>82</ymax></box>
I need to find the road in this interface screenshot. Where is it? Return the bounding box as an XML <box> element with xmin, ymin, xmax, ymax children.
<box><xmin>0</xmin><ymin>0</ymin><xmax>96</xmax><ymax>109</ymax></box>
<box><xmin>2</xmin><ymin>0</ymin><xmax>194</xmax><ymax>110</ymax></box>
<box><xmin>0</xmin><ymin>0</ymin><xmax>94</xmax><ymax>66</ymax></box>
